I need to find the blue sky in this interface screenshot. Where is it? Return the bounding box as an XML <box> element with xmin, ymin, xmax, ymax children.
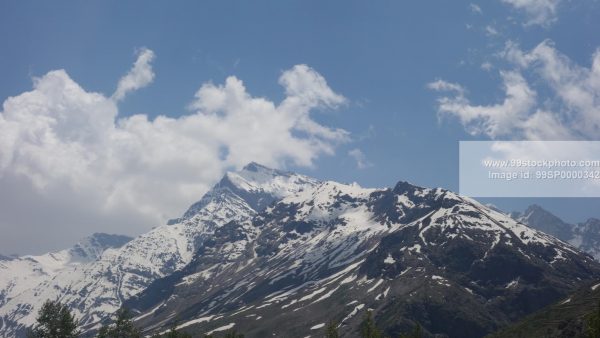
<box><xmin>2</xmin><ymin>1</ymin><xmax>600</xmax><ymax>253</ymax></box>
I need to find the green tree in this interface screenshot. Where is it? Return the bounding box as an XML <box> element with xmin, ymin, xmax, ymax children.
<box><xmin>587</xmin><ymin>301</ymin><xmax>600</xmax><ymax>338</ymax></box>
<box><xmin>96</xmin><ymin>308</ymin><xmax>141</xmax><ymax>338</ymax></box>
<box><xmin>325</xmin><ymin>320</ymin><xmax>339</xmax><ymax>338</ymax></box>
<box><xmin>28</xmin><ymin>299</ymin><xmax>79</xmax><ymax>338</ymax></box>
<box><xmin>359</xmin><ymin>311</ymin><xmax>382</xmax><ymax>338</ymax></box>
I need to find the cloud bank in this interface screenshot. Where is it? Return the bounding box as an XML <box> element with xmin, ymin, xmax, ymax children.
<box><xmin>0</xmin><ymin>50</ymin><xmax>349</xmax><ymax>254</ymax></box>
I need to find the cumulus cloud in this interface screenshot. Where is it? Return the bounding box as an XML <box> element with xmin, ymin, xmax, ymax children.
<box><xmin>187</xmin><ymin>64</ymin><xmax>349</xmax><ymax>168</ymax></box>
<box><xmin>430</xmin><ymin>40</ymin><xmax>600</xmax><ymax>142</ymax></box>
<box><xmin>0</xmin><ymin>52</ymin><xmax>349</xmax><ymax>254</ymax></box>
<box><xmin>504</xmin><ymin>40</ymin><xmax>600</xmax><ymax>138</ymax></box>
<box><xmin>112</xmin><ymin>48</ymin><xmax>155</xmax><ymax>101</ymax></box>
<box><xmin>348</xmin><ymin>148</ymin><xmax>373</xmax><ymax>169</ymax></box>
<box><xmin>430</xmin><ymin>72</ymin><xmax>536</xmax><ymax>138</ymax></box>
<box><xmin>501</xmin><ymin>0</ymin><xmax>561</xmax><ymax>26</ymax></box>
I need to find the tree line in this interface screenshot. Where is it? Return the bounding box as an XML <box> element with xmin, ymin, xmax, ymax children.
<box><xmin>26</xmin><ymin>300</ymin><xmax>419</xmax><ymax>338</ymax></box>
<box><xmin>30</xmin><ymin>298</ymin><xmax>600</xmax><ymax>338</ymax></box>
<box><xmin>26</xmin><ymin>300</ymin><xmax>242</xmax><ymax>338</ymax></box>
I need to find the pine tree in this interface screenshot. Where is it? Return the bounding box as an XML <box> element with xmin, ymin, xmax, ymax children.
<box><xmin>96</xmin><ymin>308</ymin><xmax>141</xmax><ymax>338</ymax></box>
<box><xmin>359</xmin><ymin>310</ymin><xmax>382</xmax><ymax>338</ymax></box>
<box><xmin>28</xmin><ymin>299</ymin><xmax>79</xmax><ymax>338</ymax></box>
<box><xmin>325</xmin><ymin>320</ymin><xmax>339</xmax><ymax>338</ymax></box>
<box><xmin>96</xmin><ymin>326</ymin><xmax>110</xmax><ymax>338</ymax></box>
<box><xmin>411</xmin><ymin>323</ymin><xmax>423</xmax><ymax>338</ymax></box>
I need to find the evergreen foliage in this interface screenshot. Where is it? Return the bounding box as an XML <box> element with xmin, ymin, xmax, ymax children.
<box><xmin>587</xmin><ymin>301</ymin><xmax>600</xmax><ymax>338</ymax></box>
<box><xmin>28</xmin><ymin>299</ymin><xmax>79</xmax><ymax>338</ymax></box>
<box><xmin>96</xmin><ymin>308</ymin><xmax>141</xmax><ymax>338</ymax></box>
<box><xmin>325</xmin><ymin>320</ymin><xmax>339</xmax><ymax>338</ymax></box>
<box><xmin>359</xmin><ymin>310</ymin><xmax>382</xmax><ymax>338</ymax></box>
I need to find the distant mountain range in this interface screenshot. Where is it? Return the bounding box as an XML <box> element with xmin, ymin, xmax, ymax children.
<box><xmin>0</xmin><ymin>233</ymin><xmax>132</xmax><ymax>308</ymax></box>
<box><xmin>512</xmin><ymin>204</ymin><xmax>600</xmax><ymax>260</ymax></box>
<box><xmin>1</xmin><ymin>163</ymin><xmax>599</xmax><ymax>338</ymax></box>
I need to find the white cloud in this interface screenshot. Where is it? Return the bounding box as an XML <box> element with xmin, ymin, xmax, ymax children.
<box><xmin>0</xmin><ymin>53</ymin><xmax>349</xmax><ymax>253</ymax></box>
<box><xmin>481</xmin><ymin>62</ymin><xmax>494</xmax><ymax>71</ymax></box>
<box><xmin>112</xmin><ymin>48</ymin><xmax>155</xmax><ymax>101</ymax></box>
<box><xmin>501</xmin><ymin>0</ymin><xmax>561</xmax><ymax>26</ymax></box>
<box><xmin>485</xmin><ymin>25</ymin><xmax>500</xmax><ymax>37</ymax></box>
<box><xmin>430</xmin><ymin>71</ymin><xmax>536</xmax><ymax>138</ymax></box>
<box><xmin>427</xmin><ymin>79</ymin><xmax>465</xmax><ymax>95</ymax></box>
<box><xmin>187</xmin><ymin>64</ymin><xmax>349</xmax><ymax>168</ymax></box>
<box><xmin>348</xmin><ymin>148</ymin><xmax>373</xmax><ymax>169</ymax></box>
<box><xmin>470</xmin><ymin>3</ymin><xmax>483</xmax><ymax>14</ymax></box>
<box><xmin>430</xmin><ymin>40</ymin><xmax>600</xmax><ymax>142</ymax></box>
<box><xmin>504</xmin><ymin>40</ymin><xmax>600</xmax><ymax>139</ymax></box>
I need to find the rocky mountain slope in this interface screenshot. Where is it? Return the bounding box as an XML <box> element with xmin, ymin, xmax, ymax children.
<box><xmin>125</xmin><ymin>174</ymin><xmax>600</xmax><ymax>337</ymax></box>
<box><xmin>0</xmin><ymin>163</ymin><xmax>317</xmax><ymax>337</ymax></box>
<box><xmin>514</xmin><ymin>205</ymin><xmax>600</xmax><ymax>260</ymax></box>
<box><xmin>488</xmin><ymin>281</ymin><xmax>600</xmax><ymax>338</ymax></box>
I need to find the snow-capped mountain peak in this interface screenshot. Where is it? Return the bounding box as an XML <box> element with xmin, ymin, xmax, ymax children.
<box><xmin>178</xmin><ymin>163</ymin><xmax>319</xmax><ymax>221</ymax></box>
<box><xmin>0</xmin><ymin>163</ymin><xmax>320</xmax><ymax>336</ymax></box>
<box><xmin>513</xmin><ymin>204</ymin><xmax>600</xmax><ymax>260</ymax></box>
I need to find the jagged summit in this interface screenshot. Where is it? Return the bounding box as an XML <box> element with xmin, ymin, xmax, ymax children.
<box><xmin>513</xmin><ymin>204</ymin><xmax>573</xmax><ymax>242</ymax></box>
<box><xmin>69</xmin><ymin>233</ymin><xmax>133</xmax><ymax>261</ymax></box>
<box><xmin>177</xmin><ymin>163</ymin><xmax>319</xmax><ymax>221</ymax></box>
<box><xmin>392</xmin><ymin>180</ymin><xmax>420</xmax><ymax>194</ymax></box>
<box><xmin>241</xmin><ymin>161</ymin><xmax>283</xmax><ymax>173</ymax></box>
<box><xmin>515</xmin><ymin>205</ymin><xmax>600</xmax><ymax>260</ymax></box>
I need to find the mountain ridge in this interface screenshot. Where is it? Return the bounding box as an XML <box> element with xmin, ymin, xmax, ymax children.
<box><xmin>2</xmin><ymin>164</ymin><xmax>600</xmax><ymax>338</ymax></box>
<box><xmin>125</xmin><ymin>170</ymin><xmax>600</xmax><ymax>337</ymax></box>
<box><xmin>514</xmin><ymin>204</ymin><xmax>600</xmax><ymax>260</ymax></box>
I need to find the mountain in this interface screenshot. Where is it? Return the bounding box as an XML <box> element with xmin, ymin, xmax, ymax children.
<box><xmin>0</xmin><ymin>163</ymin><xmax>317</xmax><ymax>337</ymax></box>
<box><xmin>3</xmin><ymin>164</ymin><xmax>600</xmax><ymax>337</ymax></box>
<box><xmin>572</xmin><ymin>218</ymin><xmax>600</xmax><ymax>260</ymax></box>
<box><xmin>0</xmin><ymin>233</ymin><xmax>131</xmax><ymax>308</ymax></box>
<box><xmin>515</xmin><ymin>205</ymin><xmax>600</xmax><ymax>260</ymax></box>
<box><xmin>124</xmin><ymin>176</ymin><xmax>600</xmax><ymax>337</ymax></box>
<box><xmin>511</xmin><ymin>205</ymin><xmax>574</xmax><ymax>242</ymax></box>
